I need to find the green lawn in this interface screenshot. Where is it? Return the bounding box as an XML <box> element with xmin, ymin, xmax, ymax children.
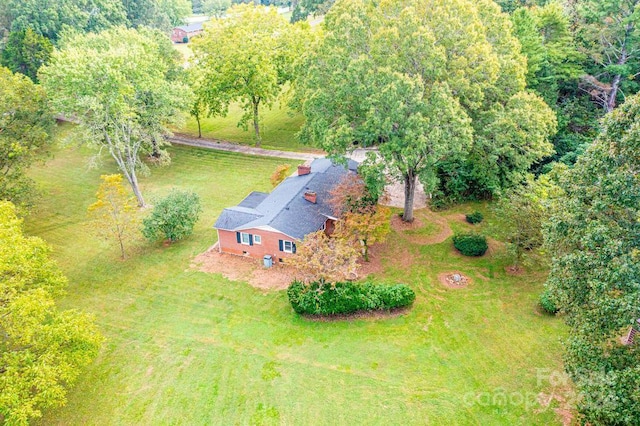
<box><xmin>25</xmin><ymin>134</ymin><xmax>566</xmax><ymax>425</ymax></box>
<box><xmin>180</xmin><ymin>102</ymin><xmax>310</xmax><ymax>152</ymax></box>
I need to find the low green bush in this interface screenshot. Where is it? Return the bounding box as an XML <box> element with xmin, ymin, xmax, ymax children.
<box><xmin>142</xmin><ymin>189</ymin><xmax>202</xmax><ymax>243</ymax></box>
<box><xmin>465</xmin><ymin>211</ymin><xmax>484</xmax><ymax>224</ymax></box>
<box><xmin>453</xmin><ymin>233</ymin><xmax>488</xmax><ymax>256</ymax></box>
<box><xmin>287</xmin><ymin>280</ymin><xmax>415</xmax><ymax>316</ymax></box>
<box><xmin>539</xmin><ymin>289</ymin><xmax>558</xmax><ymax>315</ymax></box>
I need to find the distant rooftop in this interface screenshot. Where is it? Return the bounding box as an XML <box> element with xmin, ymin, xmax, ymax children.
<box><xmin>175</xmin><ymin>22</ymin><xmax>203</xmax><ymax>32</ymax></box>
<box><xmin>214</xmin><ymin>158</ymin><xmax>358</xmax><ymax>240</ymax></box>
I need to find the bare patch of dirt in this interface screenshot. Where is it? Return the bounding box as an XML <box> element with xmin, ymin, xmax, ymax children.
<box><xmin>505</xmin><ymin>265</ymin><xmax>524</xmax><ymax>275</ymax></box>
<box><xmin>437</xmin><ymin>272</ymin><xmax>471</xmax><ymax>289</ymax></box>
<box><xmin>193</xmin><ymin>248</ymin><xmax>296</xmax><ymax>291</ymax></box>
<box><xmin>300</xmin><ymin>306</ymin><xmax>411</xmax><ymax>322</ymax></box>
<box><xmin>391</xmin><ymin>213</ymin><xmax>424</xmax><ymax>231</ymax></box>
<box><xmin>537</xmin><ymin>388</ymin><xmax>576</xmax><ymax>426</ymax></box>
<box><xmin>357</xmin><ymin>242</ymin><xmax>386</xmax><ymax>277</ymax></box>
<box><xmin>391</xmin><ymin>209</ymin><xmax>453</xmax><ymax>245</ymax></box>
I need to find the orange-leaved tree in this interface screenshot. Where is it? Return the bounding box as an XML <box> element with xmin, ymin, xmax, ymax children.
<box><xmin>288</xmin><ymin>230</ymin><xmax>360</xmax><ymax>282</ymax></box>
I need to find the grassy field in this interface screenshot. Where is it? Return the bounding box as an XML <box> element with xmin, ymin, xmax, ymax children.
<box><xmin>25</xmin><ymin>133</ymin><xmax>566</xmax><ymax>425</ymax></box>
<box><xmin>180</xmin><ymin>102</ymin><xmax>310</xmax><ymax>152</ymax></box>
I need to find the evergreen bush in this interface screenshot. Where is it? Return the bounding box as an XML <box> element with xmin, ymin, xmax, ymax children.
<box><xmin>453</xmin><ymin>233</ymin><xmax>488</xmax><ymax>256</ymax></box>
<box><xmin>287</xmin><ymin>280</ymin><xmax>415</xmax><ymax>316</ymax></box>
<box><xmin>465</xmin><ymin>211</ymin><xmax>484</xmax><ymax>224</ymax></box>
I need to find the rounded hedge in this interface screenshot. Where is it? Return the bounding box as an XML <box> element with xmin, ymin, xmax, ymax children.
<box><xmin>287</xmin><ymin>280</ymin><xmax>415</xmax><ymax>316</ymax></box>
<box><xmin>539</xmin><ymin>289</ymin><xmax>559</xmax><ymax>315</ymax></box>
<box><xmin>453</xmin><ymin>233</ymin><xmax>488</xmax><ymax>256</ymax></box>
<box><xmin>465</xmin><ymin>211</ymin><xmax>484</xmax><ymax>224</ymax></box>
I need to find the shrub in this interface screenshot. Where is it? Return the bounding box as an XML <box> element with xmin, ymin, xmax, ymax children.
<box><xmin>539</xmin><ymin>289</ymin><xmax>558</xmax><ymax>315</ymax></box>
<box><xmin>287</xmin><ymin>280</ymin><xmax>415</xmax><ymax>316</ymax></box>
<box><xmin>142</xmin><ymin>190</ymin><xmax>202</xmax><ymax>243</ymax></box>
<box><xmin>453</xmin><ymin>233</ymin><xmax>488</xmax><ymax>256</ymax></box>
<box><xmin>465</xmin><ymin>211</ymin><xmax>484</xmax><ymax>224</ymax></box>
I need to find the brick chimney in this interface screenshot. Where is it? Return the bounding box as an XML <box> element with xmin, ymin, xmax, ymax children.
<box><xmin>304</xmin><ymin>191</ymin><xmax>317</xmax><ymax>204</ymax></box>
<box><xmin>298</xmin><ymin>164</ymin><xmax>311</xmax><ymax>176</ymax></box>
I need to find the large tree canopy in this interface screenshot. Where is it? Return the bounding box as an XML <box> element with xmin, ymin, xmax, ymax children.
<box><xmin>574</xmin><ymin>0</ymin><xmax>640</xmax><ymax>112</ymax></box>
<box><xmin>40</xmin><ymin>27</ymin><xmax>189</xmax><ymax>207</ymax></box>
<box><xmin>544</xmin><ymin>93</ymin><xmax>640</xmax><ymax>423</ymax></box>
<box><xmin>192</xmin><ymin>4</ymin><xmax>310</xmax><ymax>147</ymax></box>
<box><xmin>0</xmin><ymin>66</ymin><xmax>54</xmax><ymax>209</ymax></box>
<box><xmin>0</xmin><ymin>201</ymin><xmax>103</xmax><ymax>425</ymax></box>
<box><xmin>0</xmin><ymin>0</ymin><xmax>127</xmax><ymax>42</ymax></box>
<box><xmin>295</xmin><ymin>0</ymin><xmax>556</xmax><ymax>219</ymax></box>
<box><xmin>123</xmin><ymin>0</ymin><xmax>191</xmax><ymax>32</ymax></box>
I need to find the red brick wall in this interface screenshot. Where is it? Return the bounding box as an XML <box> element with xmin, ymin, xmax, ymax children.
<box><xmin>217</xmin><ymin>228</ymin><xmax>298</xmax><ymax>261</ymax></box>
<box><xmin>171</xmin><ymin>28</ymin><xmax>187</xmax><ymax>43</ymax></box>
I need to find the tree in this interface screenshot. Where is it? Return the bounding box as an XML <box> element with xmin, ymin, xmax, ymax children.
<box><xmin>192</xmin><ymin>4</ymin><xmax>310</xmax><ymax>146</ymax></box>
<box><xmin>1</xmin><ymin>28</ymin><xmax>52</xmax><ymax>82</ymax></box>
<box><xmin>337</xmin><ymin>205</ymin><xmax>390</xmax><ymax>262</ymax></box>
<box><xmin>543</xmin><ymin>93</ymin><xmax>640</xmax><ymax>423</ymax></box>
<box><xmin>0</xmin><ymin>66</ymin><xmax>54</xmax><ymax>210</ymax></box>
<box><xmin>202</xmin><ymin>0</ymin><xmax>232</xmax><ymax>17</ymax></box>
<box><xmin>289</xmin><ymin>230</ymin><xmax>360</xmax><ymax>282</ymax></box>
<box><xmin>0</xmin><ymin>201</ymin><xmax>103</xmax><ymax>425</ymax></box>
<box><xmin>88</xmin><ymin>174</ymin><xmax>140</xmax><ymax>259</ymax></box>
<box><xmin>0</xmin><ymin>0</ymin><xmax>127</xmax><ymax>42</ymax></box>
<box><xmin>142</xmin><ymin>190</ymin><xmax>202</xmax><ymax>243</ymax></box>
<box><xmin>494</xmin><ymin>171</ymin><xmax>563</xmax><ymax>269</ymax></box>
<box><xmin>124</xmin><ymin>0</ymin><xmax>192</xmax><ymax>31</ymax></box>
<box><xmin>511</xmin><ymin>3</ymin><xmax>584</xmax><ymax>105</ymax></box>
<box><xmin>40</xmin><ymin>27</ymin><xmax>189</xmax><ymax>207</ymax></box>
<box><xmin>270</xmin><ymin>164</ymin><xmax>291</xmax><ymax>187</ymax></box>
<box><xmin>295</xmin><ymin>0</ymin><xmax>556</xmax><ymax>221</ymax></box>
<box><xmin>574</xmin><ymin>0</ymin><xmax>640</xmax><ymax>112</ymax></box>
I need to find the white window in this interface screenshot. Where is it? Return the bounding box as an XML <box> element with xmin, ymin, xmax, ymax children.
<box><xmin>254</xmin><ymin>235</ymin><xmax>262</xmax><ymax>245</ymax></box>
<box><xmin>283</xmin><ymin>240</ymin><xmax>294</xmax><ymax>253</ymax></box>
<box><xmin>240</xmin><ymin>232</ymin><xmax>251</xmax><ymax>245</ymax></box>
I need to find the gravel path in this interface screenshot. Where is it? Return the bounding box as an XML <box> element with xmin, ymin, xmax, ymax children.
<box><xmin>169</xmin><ymin>134</ymin><xmax>322</xmax><ymax>161</ymax></box>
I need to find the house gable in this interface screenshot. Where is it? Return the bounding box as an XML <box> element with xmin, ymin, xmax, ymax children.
<box><xmin>214</xmin><ymin>158</ymin><xmax>358</xmax><ymax>258</ymax></box>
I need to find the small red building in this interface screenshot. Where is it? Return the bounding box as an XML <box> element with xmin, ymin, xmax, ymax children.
<box><xmin>214</xmin><ymin>158</ymin><xmax>358</xmax><ymax>261</ymax></box>
<box><xmin>171</xmin><ymin>23</ymin><xmax>203</xmax><ymax>43</ymax></box>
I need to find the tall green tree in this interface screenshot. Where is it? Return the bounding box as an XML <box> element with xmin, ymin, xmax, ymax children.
<box><xmin>295</xmin><ymin>0</ymin><xmax>555</xmax><ymax>220</ymax></box>
<box><xmin>0</xmin><ymin>0</ymin><xmax>126</xmax><ymax>42</ymax></box>
<box><xmin>574</xmin><ymin>0</ymin><xmax>640</xmax><ymax>112</ymax></box>
<box><xmin>0</xmin><ymin>201</ymin><xmax>103</xmax><ymax>425</ymax></box>
<box><xmin>0</xmin><ymin>67</ymin><xmax>54</xmax><ymax>210</ymax></box>
<box><xmin>192</xmin><ymin>4</ymin><xmax>310</xmax><ymax>147</ymax></box>
<box><xmin>1</xmin><ymin>28</ymin><xmax>52</xmax><ymax>82</ymax></box>
<box><xmin>511</xmin><ymin>2</ymin><xmax>583</xmax><ymax>105</ymax></box>
<box><xmin>123</xmin><ymin>0</ymin><xmax>192</xmax><ymax>31</ymax></box>
<box><xmin>543</xmin><ymin>93</ymin><xmax>640</xmax><ymax>423</ymax></box>
<box><xmin>40</xmin><ymin>27</ymin><xmax>189</xmax><ymax>207</ymax></box>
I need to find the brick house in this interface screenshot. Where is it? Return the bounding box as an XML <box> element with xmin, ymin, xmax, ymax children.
<box><xmin>171</xmin><ymin>23</ymin><xmax>203</xmax><ymax>43</ymax></box>
<box><xmin>214</xmin><ymin>158</ymin><xmax>358</xmax><ymax>261</ymax></box>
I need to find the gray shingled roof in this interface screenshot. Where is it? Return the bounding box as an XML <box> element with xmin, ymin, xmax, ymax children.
<box><xmin>214</xmin><ymin>158</ymin><xmax>358</xmax><ymax>240</ymax></box>
<box><xmin>175</xmin><ymin>22</ymin><xmax>203</xmax><ymax>32</ymax></box>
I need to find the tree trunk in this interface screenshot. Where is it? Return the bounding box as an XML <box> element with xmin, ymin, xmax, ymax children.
<box><xmin>252</xmin><ymin>98</ymin><xmax>261</xmax><ymax>147</ymax></box>
<box><xmin>196</xmin><ymin>115</ymin><xmax>202</xmax><ymax>138</ymax></box>
<box><xmin>150</xmin><ymin>137</ymin><xmax>160</xmax><ymax>158</ymax></box>
<box><xmin>402</xmin><ymin>171</ymin><xmax>417</xmax><ymax>222</ymax></box>
<box><xmin>128</xmin><ymin>170</ymin><xmax>145</xmax><ymax>208</ymax></box>
<box><xmin>606</xmin><ymin>73</ymin><xmax>622</xmax><ymax>113</ymax></box>
<box><xmin>118</xmin><ymin>235</ymin><xmax>126</xmax><ymax>260</ymax></box>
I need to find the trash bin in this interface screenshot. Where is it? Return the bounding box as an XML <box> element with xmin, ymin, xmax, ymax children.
<box><xmin>263</xmin><ymin>255</ymin><xmax>273</xmax><ymax>268</ymax></box>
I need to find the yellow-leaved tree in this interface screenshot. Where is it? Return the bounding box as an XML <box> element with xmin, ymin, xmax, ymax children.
<box><xmin>88</xmin><ymin>174</ymin><xmax>139</xmax><ymax>259</ymax></box>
